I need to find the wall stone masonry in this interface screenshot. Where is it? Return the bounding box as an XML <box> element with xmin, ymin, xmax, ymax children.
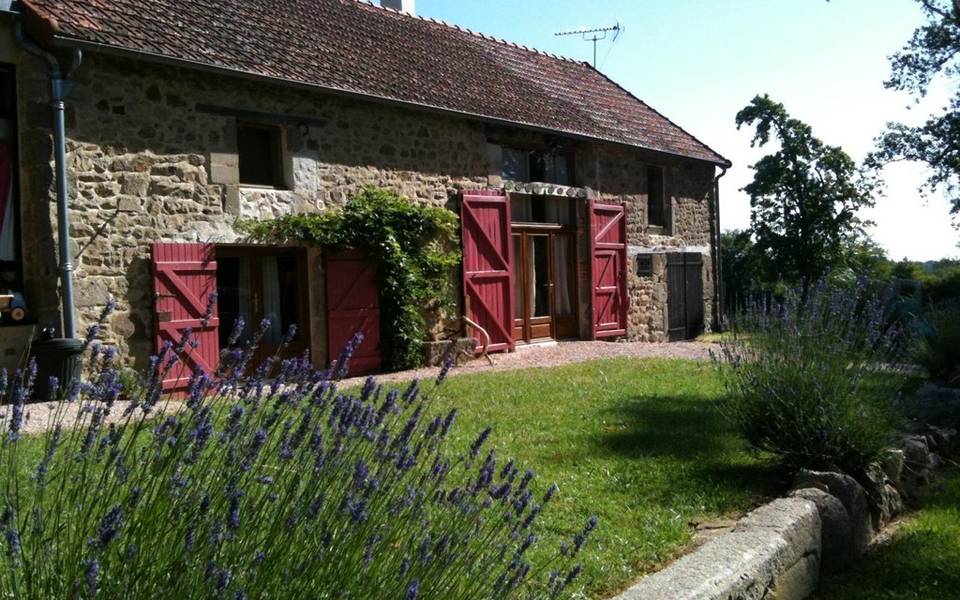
<box><xmin>12</xmin><ymin>47</ymin><xmax>719</xmax><ymax>369</ymax></box>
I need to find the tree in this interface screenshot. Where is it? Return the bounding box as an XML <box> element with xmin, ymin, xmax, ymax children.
<box><xmin>720</xmin><ymin>229</ymin><xmax>761</xmax><ymax>313</ymax></box>
<box><xmin>870</xmin><ymin>0</ymin><xmax>960</xmax><ymax>217</ymax></box>
<box><xmin>736</xmin><ymin>95</ymin><xmax>877</xmax><ymax>297</ymax></box>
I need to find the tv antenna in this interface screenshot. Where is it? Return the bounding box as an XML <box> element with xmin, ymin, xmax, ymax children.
<box><xmin>555</xmin><ymin>21</ymin><xmax>623</xmax><ymax>68</ymax></box>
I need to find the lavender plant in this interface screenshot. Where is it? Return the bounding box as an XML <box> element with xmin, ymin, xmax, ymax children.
<box><xmin>0</xmin><ymin>298</ymin><xmax>594</xmax><ymax>599</ymax></box>
<box><xmin>713</xmin><ymin>280</ymin><xmax>909</xmax><ymax>475</ymax></box>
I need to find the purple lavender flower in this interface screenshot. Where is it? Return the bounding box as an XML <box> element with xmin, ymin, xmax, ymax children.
<box><xmin>406</xmin><ymin>579</ymin><xmax>419</xmax><ymax>600</ymax></box>
<box><xmin>228</xmin><ymin>493</ymin><xmax>242</xmax><ymax>531</ymax></box>
<box><xmin>5</xmin><ymin>527</ymin><xmax>20</xmax><ymax>557</ymax></box>
<box><xmin>436</xmin><ymin>357</ymin><xmax>454</xmax><ymax>385</ymax></box>
<box><xmin>564</xmin><ymin>564</ymin><xmax>583</xmax><ymax>585</ymax></box>
<box><xmin>91</xmin><ymin>505</ymin><xmax>124</xmax><ymax>551</ymax></box>
<box><xmin>543</xmin><ymin>483</ymin><xmax>559</xmax><ymax>504</ymax></box>
<box><xmin>216</xmin><ymin>568</ymin><xmax>232</xmax><ymax>593</ymax></box>
<box><xmin>201</xmin><ymin>292</ymin><xmax>218</xmax><ymax>328</ymax></box>
<box><xmin>470</xmin><ymin>426</ymin><xmax>492</xmax><ymax>459</ymax></box>
<box><xmin>84</xmin><ymin>557</ymin><xmax>100</xmax><ymax>596</ymax></box>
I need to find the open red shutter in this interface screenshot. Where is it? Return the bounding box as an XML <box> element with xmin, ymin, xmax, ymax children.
<box><xmin>151</xmin><ymin>242</ymin><xmax>220</xmax><ymax>393</ymax></box>
<box><xmin>461</xmin><ymin>190</ymin><xmax>514</xmax><ymax>353</ymax></box>
<box><xmin>590</xmin><ymin>199</ymin><xmax>628</xmax><ymax>339</ymax></box>
<box><xmin>325</xmin><ymin>249</ymin><xmax>382</xmax><ymax>376</ymax></box>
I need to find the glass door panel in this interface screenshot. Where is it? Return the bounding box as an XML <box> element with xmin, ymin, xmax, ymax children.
<box><xmin>217</xmin><ymin>247</ymin><xmax>308</xmax><ymax>367</ymax></box>
<box><xmin>528</xmin><ymin>235</ymin><xmax>550</xmax><ymax>319</ymax></box>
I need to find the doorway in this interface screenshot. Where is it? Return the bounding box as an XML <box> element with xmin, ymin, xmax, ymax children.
<box><xmin>215</xmin><ymin>246</ymin><xmax>310</xmax><ymax>364</ymax></box>
<box><xmin>510</xmin><ymin>194</ymin><xmax>578</xmax><ymax>343</ymax></box>
<box><xmin>667</xmin><ymin>252</ymin><xmax>704</xmax><ymax>341</ymax></box>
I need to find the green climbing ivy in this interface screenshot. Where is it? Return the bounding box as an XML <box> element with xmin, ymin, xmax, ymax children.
<box><xmin>238</xmin><ymin>188</ymin><xmax>461</xmax><ymax>370</ymax></box>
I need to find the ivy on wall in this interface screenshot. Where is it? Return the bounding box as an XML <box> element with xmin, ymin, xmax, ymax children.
<box><xmin>238</xmin><ymin>188</ymin><xmax>461</xmax><ymax>370</ymax></box>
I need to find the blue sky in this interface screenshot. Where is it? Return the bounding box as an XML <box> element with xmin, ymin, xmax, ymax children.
<box><xmin>414</xmin><ymin>0</ymin><xmax>958</xmax><ymax>260</ymax></box>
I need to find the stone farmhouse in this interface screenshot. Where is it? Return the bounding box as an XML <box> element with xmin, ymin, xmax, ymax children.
<box><xmin>0</xmin><ymin>0</ymin><xmax>730</xmax><ymax>384</ymax></box>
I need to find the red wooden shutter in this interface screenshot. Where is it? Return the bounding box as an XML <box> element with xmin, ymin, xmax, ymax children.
<box><xmin>151</xmin><ymin>242</ymin><xmax>220</xmax><ymax>393</ymax></box>
<box><xmin>590</xmin><ymin>199</ymin><xmax>628</xmax><ymax>339</ymax></box>
<box><xmin>461</xmin><ymin>190</ymin><xmax>514</xmax><ymax>353</ymax></box>
<box><xmin>325</xmin><ymin>249</ymin><xmax>381</xmax><ymax>376</ymax></box>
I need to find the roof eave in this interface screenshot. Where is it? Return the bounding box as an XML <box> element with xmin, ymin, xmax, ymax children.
<box><xmin>45</xmin><ymin>33</ymin><xmax>731</xmax><ymax>168</ymax></box>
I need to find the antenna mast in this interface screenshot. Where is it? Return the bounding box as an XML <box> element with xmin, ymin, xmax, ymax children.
<box><xmin>554</xmin><ymin>21</ymin><xmax>623</xmax><ymax>68</ymax></box>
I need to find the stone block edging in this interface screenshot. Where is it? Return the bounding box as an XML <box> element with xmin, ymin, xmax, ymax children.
<box><xmin>612</xmin><ymin>410</ymin><xmax>958</xmax><ymax>600</ymax></box>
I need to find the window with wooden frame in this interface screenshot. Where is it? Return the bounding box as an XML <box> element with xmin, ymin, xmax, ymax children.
<box><xmin>500</xmin><ymin>147</ymin><xmax>572</xmax><ymax>186</ymax></box>
<box><xmin>646</xmin><ymin>165</ymin><xmax>666</xmax><ymax>228</ymax></box>
<box><xmin>237</xmin><ymin>122</ymin><xmax>285</xmax><ymax>188</ymax></box>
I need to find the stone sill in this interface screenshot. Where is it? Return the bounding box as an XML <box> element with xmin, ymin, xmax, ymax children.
<box><xmin>240</xmin><ymin>184</ymin><xmax>290</xmax><ymax>192</ymax></box>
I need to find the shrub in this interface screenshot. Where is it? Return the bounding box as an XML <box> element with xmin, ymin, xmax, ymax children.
<box><xmin>0</xmin><ymin>303</ymin><xmax>594</xmax><ymax>599</ymax></box>
<box><xmin>713</xmin><ymin>281</ymin><xmax>908</xmax><ymax>475</ymax></box>
<box><xmin>915</xmin><ymin>302</ymin><xmax>960</xmax><ymax>386</ymax></box>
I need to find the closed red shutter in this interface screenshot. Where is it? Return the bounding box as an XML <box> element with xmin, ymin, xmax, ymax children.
<box><xmin>461</xmin><ymin>190</ymin><xmax>514</xmax><ymax>353</ymax></box>
<box><xmin>590</xmin><ymin>200</ymin><xmax>628</xmax><ymax>339</ymax></box>
<box><xmin>151</xmin><ymin>242</ymin><xmax>220</xmax><ymax>393</ymax></box>
<box><xmin>325</xmin><ymin>249</ymin><xmax>381</xmax><ymax>376</ymax></box>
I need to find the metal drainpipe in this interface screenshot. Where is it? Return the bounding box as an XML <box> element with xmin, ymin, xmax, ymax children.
<box><xmin>710</xmin><ymin>165</ymin><xmax>728</xmax><ymax>332</ymax></box>
<box><xmin>16</xmin><ymin>23</ymin><xmax>83</xmax><ymax>338</ymax></box>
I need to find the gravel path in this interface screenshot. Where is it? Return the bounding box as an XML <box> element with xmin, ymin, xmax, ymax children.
<box><xmin>340</xmin><ymin>339</ymin><xmax>717</xmax><ymax>387</ymax></box>
<box><xmin>10</xmin><ymin>340</ymin><xmax>716</xmax><ymax>436</ymax></box>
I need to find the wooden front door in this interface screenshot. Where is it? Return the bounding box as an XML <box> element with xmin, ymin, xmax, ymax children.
<box><xmin>215</xmin><ymin>246</ymin><xmax>309</xmax><ymax>365</ymax></box>
<box><xmin>511</xmin><ymin>227</ymin><xmax>578</xmax><ymax>343</ymax></box>
<box><xmin>667</xmin><ymin>252</ymin><xmax>704</xmax><ymax>341</ymax></box>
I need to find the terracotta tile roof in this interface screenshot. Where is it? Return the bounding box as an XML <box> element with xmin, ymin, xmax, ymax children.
<box><xmin>22</xmin><ymin>0</ymin><xmax>730</xmax><ymax>165</ymax></box>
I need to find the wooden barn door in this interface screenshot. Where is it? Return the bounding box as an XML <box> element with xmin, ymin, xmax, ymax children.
<box><xmin>152</xmin><ymin>242</ymin><xmax>220</xmax><ymax>393</ymax></box>
<box><xmin>667</xmin><ymin>252</ymin><xmax>704</xmax><ymax>341</ymax></box>
<box><xmin>325</xmin><ymin>249</ymin><xmax>381</xmax><ymax>376</ymax></box>
<box><xmin>589</xmin><ymin>200</ymin><xmax>628</xmax><ymax>339</ymax></box>
<box><xmin>461</xmin><ymin>190</ymin><xmax>514</xmax><ymax>353</ymax></box>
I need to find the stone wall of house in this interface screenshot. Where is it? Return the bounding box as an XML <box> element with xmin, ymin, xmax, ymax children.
<box><xmin>580</xmin><ymin>144</ymin><xmax>717</xmax><ymax>342</ymax></box>
<box><xmin>12</xmin><ymin>47</ymin><xmax>719</xmax><ymax>369</ymax></box>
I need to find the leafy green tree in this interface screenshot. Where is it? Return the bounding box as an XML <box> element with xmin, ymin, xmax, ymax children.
<box><xmin>870</xmin><ymin>0</ymin><xmax>960</xmax><ymax>217</ymax></box>
<box><xmin>720</xmin><ymin>229</ymin><xmax>761</xmax><ymax>313</ymax></box>
<box><xmin>736</xmin><ymin>95</ymin><xmax>877</xmax><ymax>297</ymax></box>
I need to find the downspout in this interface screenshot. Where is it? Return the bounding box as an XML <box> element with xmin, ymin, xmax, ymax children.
<box><xmin>710</xmin><ymin>165</ymin><xmax>728</xmax><ymax>332</ymax></box>
<box><xmin>16</xmin><ymin>22</ymin><xmax>82</xmax><ymax>338</ymax></box>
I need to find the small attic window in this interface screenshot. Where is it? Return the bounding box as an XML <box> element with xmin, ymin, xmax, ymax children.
<box><xmin>647</xmin><ymin>165</ymin><xmax>666</xmax><ymax>228</ymax></box>
<box><xmin>501</xmin><ymin>147</ymin><xmax>572</xmax><ymax>186</ymax></box>
<box><xmin>238</xmin><ymin>122</ymin><xmax>284</xmax><ymax>188</ymax></box>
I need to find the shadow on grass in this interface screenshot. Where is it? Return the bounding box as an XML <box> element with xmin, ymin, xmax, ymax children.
<box><xmin>592</xmin><ymin>394</ymin><xmax>786</xmax><ymax>507</ymax></box>
<box><xmin>817</xmin><ymin>526</ymin><xmax>960</xmax><ymax>599</ymax></box>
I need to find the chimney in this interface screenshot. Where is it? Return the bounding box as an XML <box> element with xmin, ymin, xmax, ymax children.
<box><xmin>381</xmin><ymin>0</ymin><xmax>415</xmax><ymax>14</ymax></box>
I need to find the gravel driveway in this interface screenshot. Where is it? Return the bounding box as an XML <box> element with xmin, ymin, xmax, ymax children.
<box><xmin>341</xmin><ymin>339</ymin><xmax>717</xmax><ymax>387</ymax></box>
<box><xmin>10</xmin><ymin>340</ymin><xmax>716</xmax><ymax>436</ymax></box>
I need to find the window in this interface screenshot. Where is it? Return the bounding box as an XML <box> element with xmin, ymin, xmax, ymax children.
<box><xmin>511</xmin><ymin>194</ymin><xmax>575</xmax><ymax>225</ymax></box>
<box><xmin>238</xmin><ymin>123</ymin><xmax>284</xmax><ymax>187</ymax></box>
<box><xmin>530</xmin><ymin>152</ymin><xmax>570</xmax><ymax>185</ymax></box>
<box><xmin>501</xmin><ymin>147</ymin><xmax>571</xmax><ymax>186</ymax></box>
<box><xmin>646</xmin><ymin>165</ymin><xmax>666</xmax><ymax>228</ymax></box>
<box><xmin>502</xmin><ymin>148</ymin><xmax>530</xmax><ymax>182</ymax></box>
<box><xmin>637</xmin><ymin>254</ymin><xmax>654</xmax><ymax>277</ymax></box>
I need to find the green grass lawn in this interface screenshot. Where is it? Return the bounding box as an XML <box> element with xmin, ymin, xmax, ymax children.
<box><xmin>6</xmin><ymin>357</ymin><xmax>779</xmax><ymax>598</ymax></box>
<box><xmin>425</xmin><ymin>358</ymin><xmax>781</xmax><ymax>597</ymax></box>
<box><xmin>815</xmin><ymin>471</ymin><xmax>960</xmax><ymax>600</ymax></box>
